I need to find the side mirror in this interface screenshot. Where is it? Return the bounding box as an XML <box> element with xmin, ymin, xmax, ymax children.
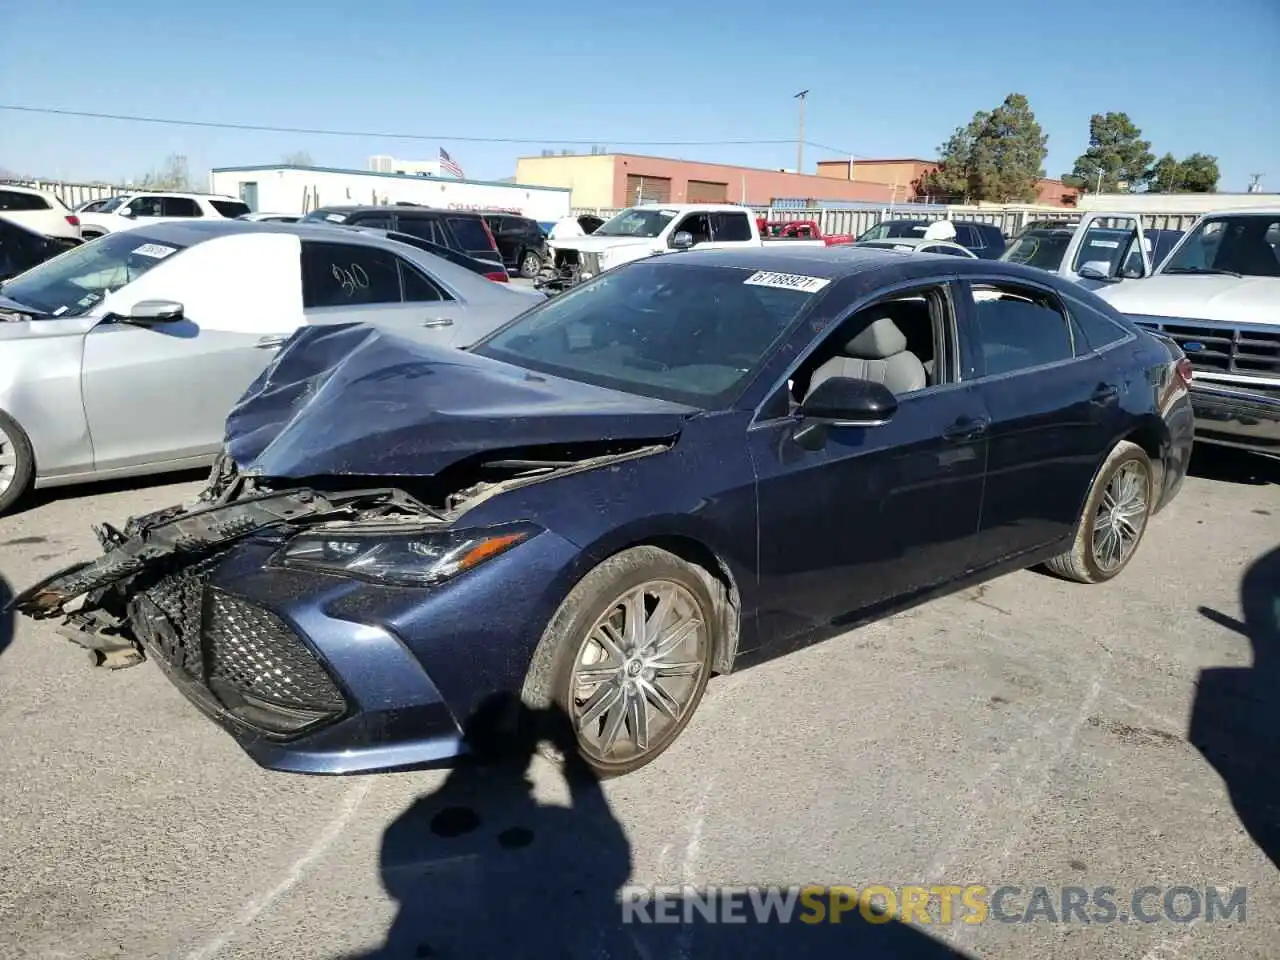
<box><xmin>120</xmin><ymin>299</ymin><xmax>184</xmax><ymax>324</ymax></box>
<box><xmin>670</xmin><ymin>231</ymin><xmax>695</xmax><ymax>251</ymax></box>
<box><xmin>1078</xmin><ymin>261</ymin><xmax>1118</xmax><ymax>283</ymax></box>
<box><xmin>118</xmin><ymin>206</ymin><xmax>136</xmax><ymax>219</ymax></box>
<box><xmin>799</xmin><ymin>376</ymin><xmax>898</xmax><ymax>426</ymax></box>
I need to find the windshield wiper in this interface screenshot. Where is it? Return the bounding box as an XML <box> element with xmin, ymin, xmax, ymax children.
<box><xmin>1163</xmin><ymin>266</ymin><xmax>1244</xmax><ymax>278</ymax></box>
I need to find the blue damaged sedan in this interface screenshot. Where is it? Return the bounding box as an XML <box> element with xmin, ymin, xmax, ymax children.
<box><xmin>13</xmin><ymin>247</ymin><xmax>1195</xmax><ymax>778</ymax></box>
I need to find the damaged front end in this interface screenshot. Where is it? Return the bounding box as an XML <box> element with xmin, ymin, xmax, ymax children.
<box><xmin>534</xmin><ymin>248</ymin><xmax>603</xmax><ymax>295</ymax></box>
<box><xmin>11</xmin><ymin>456</ymin><xmax>441</xmax><ymax>670</ymax></box>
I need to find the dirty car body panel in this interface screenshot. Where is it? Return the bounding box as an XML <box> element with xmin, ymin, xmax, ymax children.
<box><xmin>13</xmin><ymin>250</ymin><xmax>1193</xmax><ymax>775</ymax></box>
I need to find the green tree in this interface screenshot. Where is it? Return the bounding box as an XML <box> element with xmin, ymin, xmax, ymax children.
<box><xmin>1144</xmin><ymin>152</ymin><xmax>1220</xmax><ymax>193</ymax></box>
<box><xmin>1064</xmin><ymin>112</ymin><xmax>1154</xmax><ymax>193</ymax></box>
<box><xmin>916</xmin><ymin>113</ymin><xmax>986</xmax><ymax>203</ymax></box>
<box><xmin>916</xmin><ymin>94</ymin><xmax>1048</xmax><ymax>203</ymax></box>
<box><xmin>967</xmin><ymin>94</ymin><xmax>1048</xmax><ymax>202</ymax></box>
<box><xmin>1175</xmin><ymin>153</ymin><xmax>1220</xmax><ymax>192</ymax></box>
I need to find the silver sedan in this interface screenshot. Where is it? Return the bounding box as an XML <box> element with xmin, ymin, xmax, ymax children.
<box><xmin>0</xmin><ymin>220</ymin><xmax>542</xmax><ymax>512</ymax></box>
<box><xmin>853</xmin><ymin>237</ymin><xmax>979</xmax><ymax>258</ymax></box>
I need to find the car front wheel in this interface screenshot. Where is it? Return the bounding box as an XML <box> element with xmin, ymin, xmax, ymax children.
<box><xmin>1044</xmin><ymin>440</ymin><xmax>1153</xmax><ymax>583</ymax></box>
<box><xmin>522</xmin><ymin>546</ymin><xmax>717</xmax><ymax>777</ymax></box>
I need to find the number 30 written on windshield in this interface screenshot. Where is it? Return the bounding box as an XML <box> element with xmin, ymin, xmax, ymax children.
<box><xmin>331</xmin><ymin>263</ymin><xmax>370</xmax><ymax>297</ymax></box>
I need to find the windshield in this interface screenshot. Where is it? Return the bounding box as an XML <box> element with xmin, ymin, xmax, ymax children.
<box><xmin>1000</xmin><ymin>229</ymin><xmax>1073</xmax><ymax>270</ymax></box>
<box><xmin>472</xmin><ymin>260</ymin><xmax>826</xmax><ymax>406</ymax></box>
<box><xmin>0</xmin><ymin>231</ymin><xmax>188</xmax><ymax>317</ymax></box>
<box><xmin>211</xmin><ymin>199</ymin><xmax>252</xmax><ymax>218</ymax></box>
<box><xmin>98</xmin><ymin>196</ymin><xmax>127</xmax><ymax>213</ymax></box>
<box><xmin>1071</xmin><ymin>227</ymin><xmax>1139</xmax><ymax>275</ymax></box>
<box><xmin>593</xmin><ymin>208</ymin><xmax>679</xmax><ymax>238</ymax></box>
<box><xmin>858</xmin><ymin>221</ymin><xmax>928</xmax><ymax>241</ymax></box>
<box><xmin>1160</xmin><ymin>214</ymin><xmax>1280</xmax><ymax>277</ymax></box>
<box><xmin>301</xmin><ymin>209</ymin><xmax>349</xmax><ymax>224</ymax></box>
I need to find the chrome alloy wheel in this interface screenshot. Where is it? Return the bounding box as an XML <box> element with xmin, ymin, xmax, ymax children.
<box><xmin>569</xmin><ymin>580</ymin><xmax>710</xmax><ymax>766</ymax></box>
<box><xmin>1091</xmin><ymin>461</ymin><xmax>1149</xmax><ymax>573</ymax></box>
<box><xmin>0</xmin><ymin>420</ymin><xmax>17</xmax><ymax>498</ymax></box>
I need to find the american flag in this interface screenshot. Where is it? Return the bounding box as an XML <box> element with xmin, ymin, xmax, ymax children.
<box><xmin>439</xmin><ymin>148</ymin><xmax>464</xmax><ymax>178</ymax></box>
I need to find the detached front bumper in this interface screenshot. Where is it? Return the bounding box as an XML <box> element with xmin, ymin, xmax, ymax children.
<box><xmin>1190</xmin><ymin>381</ymin><xmax>1280</xmax><ymax>453</ymax></box>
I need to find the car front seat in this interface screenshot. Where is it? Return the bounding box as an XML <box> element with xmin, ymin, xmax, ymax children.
<box><xmin>807</xmin><ymin>316</ymin><xmax>928</xmax><ymax>397</ymax></box>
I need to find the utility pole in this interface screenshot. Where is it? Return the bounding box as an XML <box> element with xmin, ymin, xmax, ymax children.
<box><xmin>1095</xmin><ymin>169</ymin><xmax>1104</xmax><ymax>195</ymax></box>
<box><xmin>794</xmin><ymin>90</ymin><xmax>808</xmax><ymax>174</ymax></box>
<box><xmin>1247</xmin><ymin>172</ymin><xmax>1264</xmax><ymax>193</ymax></box>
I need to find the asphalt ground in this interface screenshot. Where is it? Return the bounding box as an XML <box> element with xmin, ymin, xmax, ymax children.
<box><xmin>0</xmin><ymin>446</ymin><xmax>1276</xmax><ymax>960</ymax></box>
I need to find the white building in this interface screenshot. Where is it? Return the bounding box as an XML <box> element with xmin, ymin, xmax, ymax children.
<box><xmin>368</xmin><ymin>155</ymin><xmax>441</xmax><ymax>176</ymax></box>
<box><xmin>207</xmin><ymin>164</ymin><xmax>573</xmax><ymax>220</ymax></box>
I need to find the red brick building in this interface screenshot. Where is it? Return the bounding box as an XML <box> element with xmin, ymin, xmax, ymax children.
<box><xmin>816</xmin><ymin>158</ymin><xmax>1081</xmax><ymax>208</ymax></box>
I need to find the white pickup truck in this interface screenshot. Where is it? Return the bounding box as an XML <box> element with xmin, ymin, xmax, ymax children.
<box><xmin>537</xmin><ymin>203</ymin><xmax>842</xmax><ymax>293</ymax></box>
<box><xmin>1093</xmin><ymin>206</ymin><xmax>1280</xmax><ymax>454</ymax></box>
<box><xmin>998</xmin><ymin>211</ymin><xmax>1188</xmax><ymax>290</ymax></box>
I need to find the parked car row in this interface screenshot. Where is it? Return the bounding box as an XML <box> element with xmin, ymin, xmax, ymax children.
<box><xmin>11</xmin><ymin>242</ymin><xmax>1196</xmax><ymax>782</ymax></box>
<box><xmin>0</xmin><ymin>219</ymin><xmax>544</xmax><ymax>512</ymax></box>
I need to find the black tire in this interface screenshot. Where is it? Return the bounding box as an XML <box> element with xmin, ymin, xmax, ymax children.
<box><xmin>1044</xmin><ymin>440</ymin><xmax>1153</xmax><ymax>584</ymax></box>
<box><xmin>0</xmin><ymin>410</ymin><xmax>35</xmax><ymax>515</ymax></box>
<box><xmin>520</xmin><ymin>546</ymin><xmax>719</xmax><ymax>778</ymax></box>
<box><xmin>518</xmin><ymin>249</ymin><xmax>542</xmax><ymax>279</ymax></box>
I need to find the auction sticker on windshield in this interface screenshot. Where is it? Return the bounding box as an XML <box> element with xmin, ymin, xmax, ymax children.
<box><xmin>132</xmin><ymin>243</ymin><xmax>177</xmax><ymax>259</ymax></box>
<box><xmin>744</xmin><ymin>271</ymin><xmax>831</xmax><ymax>293</ymax></box>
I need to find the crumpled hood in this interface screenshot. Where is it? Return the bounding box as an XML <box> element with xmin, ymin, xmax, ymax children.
<box><xmin>1096</xmin><ymin>274</ymin><xmax>1280</xmax><ymax>326</ymax></box>
<box><xmin>223</xmin><ymin>323</ymin><xmax>695</xmax><ymax>478</ymax></box>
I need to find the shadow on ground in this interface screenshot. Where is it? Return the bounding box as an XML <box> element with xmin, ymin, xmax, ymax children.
<box><xmin>1187</xmin><ymin>447</ymin><xmax>1280</xmax><ymax>487</ymax></box>
<box><xmin>0</xmin><ymin>574</ymin><xmax>12</xmax><ymax>660</ymax></box>
<box><xmin>338</xmin><ymin>693</ymin><xmax>974</xmax><ymax>960</ymax></box>
<box><xmin>1193</xmin><ymin>544</ymin><xmax>1280</xmax><ymax>869</ymax></box>
<box><xmin>11</xmin><ymin>467</ymin><xmax>210</xmax><ymax>516</ymax></box>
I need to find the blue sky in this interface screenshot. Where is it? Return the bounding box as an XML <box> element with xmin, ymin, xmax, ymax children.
<box><xmin>2</xmin><ymin>0</ymin><xmax>1277</xmax><ymax>192</ymax></box>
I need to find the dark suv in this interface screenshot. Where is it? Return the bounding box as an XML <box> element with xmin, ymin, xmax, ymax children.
<box><xmin>298</xmin><ymin>205</ymin><xmax>503</xmax><ymax>268</ymax></box>
<box><xmin>481</xmin><ymin>213</ymin><xmax>548</xmax><ymax>278</ymax></box>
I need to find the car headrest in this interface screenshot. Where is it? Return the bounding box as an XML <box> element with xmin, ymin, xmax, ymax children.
<box><xmin>846</xmin><ymin>317</ymin><xmax>907</xmax><ymax>359</ymax></box>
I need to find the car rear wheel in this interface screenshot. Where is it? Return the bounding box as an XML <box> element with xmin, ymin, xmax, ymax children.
<box><xmin>519</xmin><ymin>249</ymin><xmax>542</xmax><ymax>279</ymax></box>
<box><xmin>0</xmin><ymin>411</ymin><xmax>35</xmax><ymax>514</ymax></box>
<box><xmin>522</xmin><ymin>546</ymin><xmax>717</xmax><ymax>777</ymax></box>
<box><xmin>1044</xmin><ymin>440</ymin><xmax>1153</xmax><ymax>584</ymax></box>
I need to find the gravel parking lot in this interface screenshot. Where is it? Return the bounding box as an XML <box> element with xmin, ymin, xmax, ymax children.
<box><xmin>0</xmin><ymin>449</ymin><xmax>1276</xmax><ymax>960</ymax></box>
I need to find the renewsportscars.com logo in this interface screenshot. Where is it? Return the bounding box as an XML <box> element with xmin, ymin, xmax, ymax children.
<box><xmin>620</xmin><ymin>884</ymin><xmax>1248</xmax><ymax>926</ymax></box>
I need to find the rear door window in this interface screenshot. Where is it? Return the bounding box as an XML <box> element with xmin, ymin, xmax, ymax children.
<box><xmin>301</xmin><ymin>241</ymin><xmax>404</xmax><ymax>308</ymax></box>
<box><xmin>161</xmin><ymin>197</ymin><xmax>202</xmax><ymax>217</ymax></box>
<box><xmin>396</xmin><ymin>215</ymin><xmax>448</xmax><ymax>245</ymax></box>
<box><xmin>965</xmin><ymin>282</ymin><xmax>1077</xmax><ymax>377</ymax></box>
<box><xmin>447</xmin><ymin>216</ymin><xmax>496</xmax><ymax>255</ymax></box>
<box><xmin>711</xmin><ymin>212</ymin><xmax>752</xmax><ymax>242</ymax></box>
<box><xmin>352</xmin><ymin>213</ymin><xmax>394</xmax><ymax>231</ymax></box>
<box><xmin>401</xmin><ymin>263</ymin><xmax>455</xmax><ymax>303</ymax></box>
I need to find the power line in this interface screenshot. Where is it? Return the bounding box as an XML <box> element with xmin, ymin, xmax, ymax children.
<box><xmin>0</xmin><ymin>103</ymin><xmax>878</xmax><ymax>159</ymax></box>
<box><xmin>0</xmin><ymin>103</ymin><xmax>800</xmax><ymax>148</ymax></box>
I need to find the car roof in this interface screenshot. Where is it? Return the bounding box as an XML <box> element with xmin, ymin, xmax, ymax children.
<box><xmin>0</xmin><ymin>183</ymin><xmax>56</xmax><ymax>197</ymax></box>
<box><xmin>100</xmin><ymin>218</ymin><xmax>432</xmax><ymax>248</ymax></box>
<box><xmin>666</xmin><ymin>245</ymin><xmax>991</xmax><ymax>276</ymax></box>
<box><xmin>309</xmin><ymin>204</ymin><xmax>484</xmax><ymax>217</ymax></box>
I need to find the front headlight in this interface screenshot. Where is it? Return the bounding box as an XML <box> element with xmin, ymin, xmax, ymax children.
<box><xmin>272</xmin><ymin>524</ymin><xmax>535</xmax><ymax>586</ymax></box>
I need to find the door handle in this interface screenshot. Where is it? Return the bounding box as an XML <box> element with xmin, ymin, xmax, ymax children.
<box><xmin>255</xmin><ymin>336</ymin><xmax>287</xmax><ymax>349</ymax></box>
<box><xmin>1090</xmin><ymin>384</ymin><xmax>1119</xmax><ymax>405</ymax></box>
<box><xmin>421</xmin><ymin>317</ymin><xmax>454</xmax><ymax>328</ymax></box>
<box><xmin>943</xmin><ymin>416</ymin><xmax>990</xmax><ymax>441</ymax></box>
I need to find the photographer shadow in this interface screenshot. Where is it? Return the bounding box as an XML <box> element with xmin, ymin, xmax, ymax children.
<box><xmin>343</xmin><ymin>692</ymin><xmax>975</xmax><ymax>959</ymax></box>
<box><xmin>1193</xmin><ymin>544</ymin><xmax>1280</xmax><ymax>868</ymax></box>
